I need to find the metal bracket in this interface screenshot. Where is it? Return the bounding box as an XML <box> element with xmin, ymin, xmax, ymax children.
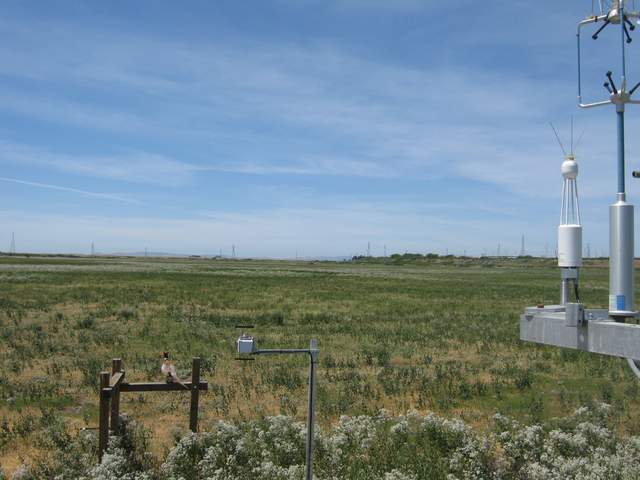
<box><xmin>561</xmin><ymin>268</ymin><xmax>579</xmax><ymax>279</ymax></box>
<box><xmin>521</xmin><ymin>305</ymin><xmax>640</xmax><ymax>360</ymax></box>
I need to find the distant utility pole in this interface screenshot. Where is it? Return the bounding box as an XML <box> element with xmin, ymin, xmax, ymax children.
<box><xmin>520</xmin><ymin>234</ymin><xmax>525</xmax><ymax>256</ymax></box>
<box><xmin>9</xmin><ymin>232</ymin><xmax>15</xmax><ymax>255</ymax></box>
<box><xmin>367</xmin><ymin>242</ymin><xmax>371</xmax><ymax>257</ymax></box>
<box><xmin>232</xmin><ymin>245</ymin><xmax>236</xmax><ymax>258</ymax></box>
<box><xmin>383</xmin><ymin>245</ymin><xmax>387</xmax><ymax>257</ymax></box>
<box><xmin>91</xmin><ymin>242</ymin><xmax>95</xmax><ymax>256</ymax></box>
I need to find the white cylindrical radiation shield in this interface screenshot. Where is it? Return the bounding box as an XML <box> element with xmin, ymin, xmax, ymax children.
<box><xmin>558</xmin><ymin>224</ymin><xmax>582</xmax><ymax>267</ymax></box>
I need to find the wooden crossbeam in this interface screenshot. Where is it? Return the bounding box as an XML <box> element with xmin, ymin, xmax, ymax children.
<box><xmin>118</xmin><ymin>381</ymin><xmax>208</xmax><ymax>392</ymax></box>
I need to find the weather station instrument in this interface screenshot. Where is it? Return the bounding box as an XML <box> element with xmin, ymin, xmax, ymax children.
<box><xmin>520</xmin><ymin>0</ymin><xmax>640</xmax><ymax>372</ymax></box>
<box><xmin>236</xmin><ymin>327</ymin><xmax>319</xmax><ymax>480</ymax></box>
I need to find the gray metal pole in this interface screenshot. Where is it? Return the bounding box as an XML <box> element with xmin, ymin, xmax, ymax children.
<box><xmin>561</xmin><ymin>277</ymin><xmax>570</xmax><ymax>305</ymax></box>
<box><xmin>608</xmin><ymin>3</ymin><xmax>635</xmax><ymax>317</ymax></box>
<box><xmin>617</xmin><ymin>110</ymin><xmax>625</xmax><ymax>195</ymax></box>
<box><xmin>305</xmin><ymin>339</ymin><xmax>318</xmax><ymax>480</ymax></box>
<box><xmin>244</xmin><ymin>337</ymin><xmax>320</xmax><ymax>478</ymax></box>
<box><xmin>609</xmin><ymin>193</ymin><xmax>634</xmax><ymax>315</ymax></box>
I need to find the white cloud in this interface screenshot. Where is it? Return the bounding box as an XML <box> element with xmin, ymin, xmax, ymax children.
<box><xmin>0</xmin><ymin>141</ymin><xmax>197</xmax><ymax>187</ymax></box>
<box><xmin>0</xmin><ymin>91</ymin><xmax>151</xmax><ymax>133</ymax></box>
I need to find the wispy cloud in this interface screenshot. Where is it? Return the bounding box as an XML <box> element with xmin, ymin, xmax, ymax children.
<box><xmin>0</xmin><ymin>91</ymin><xmax>151</xmax><ymax>134</ymax></box>
<box><xmin>277</xmin><ymin>0</ymin><xmax>447</xmax><ymax>12</ymax></box>
<box><xmin>0</xmin><ymin>141</ymin><xmax>197</xmax><ymax>187</ymax></box>
<box><xmin>224</xmin><ymin>155</ymin><xmax>395</xmax><ymax>177</ymax></box>
<box><xmin>0</xmin><ymin>16</ymin><xmax>576</xmax><ymax>190</ymax></box>
<box><xmin>0</xmin><ymin>177</ymin><xmax>142</xmax><ymax>204</ymax></box>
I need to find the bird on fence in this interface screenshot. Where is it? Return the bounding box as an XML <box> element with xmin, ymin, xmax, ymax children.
<box><xmin>161</xmin><ymin>352</ymin><xmax>189</xmax><ymax>389</ymax></box>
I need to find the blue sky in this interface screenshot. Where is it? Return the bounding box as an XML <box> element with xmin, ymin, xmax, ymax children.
<box><xmin>1</xmin><ymin>0</ymin><xmax>639</xmax><ymax>257</ymax></box>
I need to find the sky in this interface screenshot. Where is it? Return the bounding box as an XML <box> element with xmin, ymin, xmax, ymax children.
<box><xmin>1</xmin><ymin>0</ymin><xmax>640</xmax><ymax>258</ymax></box>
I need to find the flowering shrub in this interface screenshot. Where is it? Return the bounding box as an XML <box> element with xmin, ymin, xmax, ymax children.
<box><xmin>84</xmin><ymin>448</ymin><xmax>152</xmax><ymax>480</ymax></box>
<box><xmin>8</xmin><ymin>404</ymin><xmax>640</xmax><ymax>479</ymax></box>
<box><xmin>494</xmin><ymin>403</ymin><xmax>640</xmax><ymax>479</ymax></box>
<box><xmin>8</xmin><ymin>466</ymin><xmax>32</xmax><ymax>480</ymax></box>
<box><xmin>155</xmin><ymin>410</ymin><xmax>498</xmax><ymax>479</ymax></box>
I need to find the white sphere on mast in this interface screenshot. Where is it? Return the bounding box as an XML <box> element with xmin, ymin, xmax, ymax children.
<box><xmin>561</xmin><ymin>155</ymin><xmax>578</xmax><ymax>179</ymax></box>
<box><xmin>558</xmin><ymin>154</ymin><xmax>582</xmax><ymax>268</ymax></box>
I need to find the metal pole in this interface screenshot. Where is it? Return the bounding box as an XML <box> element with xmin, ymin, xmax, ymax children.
<box><xmin>617</xmin><ymin>106</ymin><xmax>626</xmax><ymax>196</ymax></box>
<box><xmin>577</xmin><ymin>28</ymin><xmax>582</xmax><ymax>101</ymax></box>
<box><xmin>618</xmin><ymin>2</ymin><xmax>626</xmax><ymax>196</ymax></box>
<box><xmin>621</xmin><ymin>3</ymin><xmax>627</xmax><ymax>83</ymax></box>
<box><xmin>305</xmin><ymin>339</ymin><xmax>318</xmax><ymax>480</ymax></box>
<box><xmin>248</xmin><ymin>339</ymin><xmax>320</xmax><ymax>479</ymax></box>
<box><xmin>561</xmin><ymin>277</ymin><xmax>570</xmax><ymax>304</ymax></box>
<box><xmin>608</xmin><ymin>2</ymin><xmax>635</xmax><ymax>317</ymax></box>
<box><xmin>616</xmin><ymin>0</ymin><xmax>627</xmax><ymax>195</ymax></box>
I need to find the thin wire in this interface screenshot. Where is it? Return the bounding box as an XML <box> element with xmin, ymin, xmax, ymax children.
<box><xmin>574</xmin><ymin>130</ymin><xmax>586</xmax><ymax>153</ymax></box>
<box><xmin>550</xmin><ymin>122</ymin><xmax>567</xmax><ymax>156</ymax></box>
<box><xmin>570</xmin><ymin>181</ymin><xmax>576</xmax><ymax>223</ymax></box>
<box><xmin>560</xmin><ymin>180</ymin><xmax>567</xmax><ymax>225</ymax></box>
<box><xmin>575</xmin><ymin>181</ymin><xmax>581</xmax><ymax>224</ymax></box>
<box><xmin>570</xmin><ymin>117</ymin><xmax>574</xmax><ymax>155</ymax></box>
<box><xmin>567</xmin><ymin>182</ymin><xmax>572</xmax><ymax>224</ymax></box>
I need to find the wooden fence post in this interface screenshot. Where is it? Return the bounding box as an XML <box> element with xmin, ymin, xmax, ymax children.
<box><xmin>98</xmin><ymin>371</ymin><xmax>111</xmax><ymax>461</ymax></box>
<box><xmin>189</xmin><ymin>357</ymin><xmax>201</xmax><ymax>432</ymax></box>
<box><xmin>110</xmin><ymin>359</ymin><xmax>122</xmax><ymax>433</ymax></box>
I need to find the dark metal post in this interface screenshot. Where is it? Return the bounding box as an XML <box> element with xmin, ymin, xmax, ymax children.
<box><xmin>189</xmin><ymin>357</ymin><xmax>201</xmax><ymax>432</ymax></box>
<box><xmin>98</xmin><ymin>372</ymin><xmax>111</xmax><ymax>461</ymax></box>
<box><xmin>305</xmin><ymin>339</ymin><xmax>319</xmax><ymax>480</ymax></box>
<box><xmin>110</xmin><ymin>359</ymin><xmax>122</xmax><ymax>433</ymax></box>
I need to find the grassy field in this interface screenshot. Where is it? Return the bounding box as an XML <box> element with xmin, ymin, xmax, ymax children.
<box><xmin>1</xmin><ymin>254</ymin><xmax>639</xmax><ymax>474</ymax></box>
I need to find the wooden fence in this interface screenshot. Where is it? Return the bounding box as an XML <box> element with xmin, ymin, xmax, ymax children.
<box><xmin>98</xmin><ymin>357</ymin><xmax>208</xmax><ymax>460</ymax></box>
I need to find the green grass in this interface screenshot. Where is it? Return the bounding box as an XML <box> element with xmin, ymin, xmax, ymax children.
<box><xmin>0</xmin><ymin>254</ymin><xmax>638</xmax><ymax>469</ymax></box>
